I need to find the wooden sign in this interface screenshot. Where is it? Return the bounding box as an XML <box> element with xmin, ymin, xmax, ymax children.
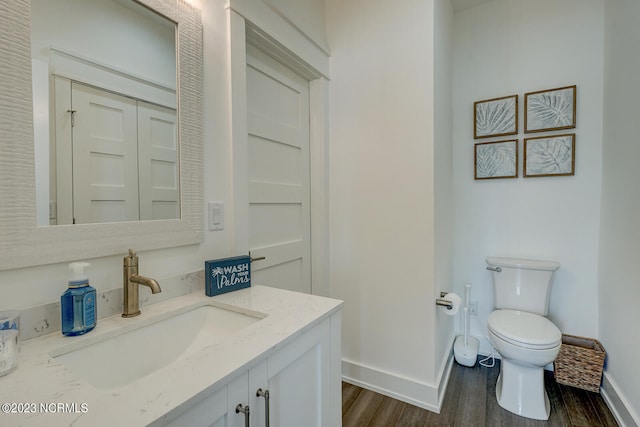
<box><xmin>205</xmin><ymin>255</ymin><xmax>251</xmax><ymax>297</ymax></box>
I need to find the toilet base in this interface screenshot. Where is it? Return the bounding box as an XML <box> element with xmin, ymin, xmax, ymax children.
<box><xmin>496</xmin><ymin>358</ymin><xmax>550</xmax><ymax>420</ymax></box>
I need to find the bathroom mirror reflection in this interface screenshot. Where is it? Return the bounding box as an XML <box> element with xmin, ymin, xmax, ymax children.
<box><xmin>0</xmin><ymin>0</ymin><xmax>202</xmax><ymax>271</ymax></box>
<box><xmin>31</xmin><ymin>0</ymin><xmax>179</xmax><ymax>225</ymax></box>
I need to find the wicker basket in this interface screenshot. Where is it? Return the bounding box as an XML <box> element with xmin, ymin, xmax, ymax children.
<box><xmin>554</xmin><ymin>334</ymin><xmax>606</xmax><ymax>393</ymax></box>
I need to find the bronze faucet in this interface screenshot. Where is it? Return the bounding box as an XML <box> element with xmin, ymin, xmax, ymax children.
<box><xmin>123</xmin><ymin>249</ymin><xmax>161</xmax><ymax>318</ymax></box>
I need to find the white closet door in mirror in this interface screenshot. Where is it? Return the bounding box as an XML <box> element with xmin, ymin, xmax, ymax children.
<box><xmin>137</xmin><ymin>101</ymin><xmax>179</xmax><ymax>221</ymax></box>
<box><xmin>71</xmin><ymin>83</ymin><xmax>139</xmax><ymax>224</ymax></box>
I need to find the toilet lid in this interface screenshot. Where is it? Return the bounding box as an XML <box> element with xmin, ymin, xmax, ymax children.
<box><xmin>488</xmin><ymin>310</ymin><xmax>561</xmax><ymax>349</ymax></box>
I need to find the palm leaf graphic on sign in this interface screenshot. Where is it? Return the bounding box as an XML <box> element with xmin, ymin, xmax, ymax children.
<box><xmin>212</xmin><ymin>267</ymin><xmax>224</xmax><ymax>277</ymax></box>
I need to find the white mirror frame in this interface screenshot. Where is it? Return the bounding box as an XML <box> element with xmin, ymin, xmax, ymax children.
<box><xmin>0</xmin><ymin>0</ymin><xmax>203</xmax><ymax>270</ymax></box>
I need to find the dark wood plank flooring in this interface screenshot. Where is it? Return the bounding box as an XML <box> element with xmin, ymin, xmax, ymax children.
<box><xmin>343</xmin><ymin>359</ymin><xmax>618</xmax><ymax>426</ymax></box>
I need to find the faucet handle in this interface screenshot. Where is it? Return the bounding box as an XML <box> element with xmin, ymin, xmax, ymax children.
<box><xmin>124</xmin><ymin>249</ymin><xmax>138</xmax><ymax>266</ymax></box>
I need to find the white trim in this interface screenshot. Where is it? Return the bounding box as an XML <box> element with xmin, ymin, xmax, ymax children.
<box><xmin>50</xmin><ymin>47</ymin><xmax>176</xmax><ymax>109</ymax></box>
<box><xmin>342</xmin><ymin>335</ymin><xmax>455</xmax><ymax>412</ymax></box>
<box><xmin>601</xmin><ymin>373</ymin><xmax>640</xmax><ymax>427</ymax></box>
<box><xmin>245</xmin><ymin>23</ymin><xmax>322</xmax><ymax>81</ymax></box>
<box><xmin>435</xmin><ymin>336</ymin><xmax>457</xmax><ymax>409</ymax></box>
<box><xmin>309</xmin><ymin>77</ymin><xmax>331</xmax><ymax>297</ymax></box>
<box><xmin>229</xmin><ymin>0</ymin><xmax>329</xmax><ymax>78</ymax></box>
<box><xmin>342</xmin><ymin>354</ymin><xmax>455</xmax><ymax>413</ymax></box>
<box><xmin>330</xmin><ymin>311</ymin><xmax>343</xmax><ymax>427</ymax></box>
<box><xmin>228</xmin><ymin>10</ymin><xmax>250</xmax><ymax>255</ymax></box>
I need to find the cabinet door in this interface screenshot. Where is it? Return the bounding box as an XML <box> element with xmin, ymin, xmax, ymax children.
<box><xmin>156</xmin><ymin>311</ymin><xmax>341</xmax><ymax>427</ymax></box>
<box><xmin>227</xmin><ymin>372</ymin><xmax>252</xmax><ymax>427</ymax></box>
<box><xmin>263</xmin><ymin>319</ymin><xmax>331</xmax><ymax>427</ymax></box>
<box><xmin>161</xmin><ymin>385</ymin><xmax>227</xmax><ymax>427</ymax></box>
<box><xmin>161</xmin><ymin>374</ymin><xmax>249</xmax><ymax>427</ymax></box>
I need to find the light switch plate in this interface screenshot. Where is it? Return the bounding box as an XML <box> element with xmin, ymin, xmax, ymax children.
<box><xmin>208</xmin><ymin>201</ymin><xmax>224</xmax><ymax>231</ymax></box>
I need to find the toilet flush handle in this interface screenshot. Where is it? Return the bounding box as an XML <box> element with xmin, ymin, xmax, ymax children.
<box><xmin>486</xmin><ymin>266</ymin><xmax>502</xmax><ymax>273</ymax></box>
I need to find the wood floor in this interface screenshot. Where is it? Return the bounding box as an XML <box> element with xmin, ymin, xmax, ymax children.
<box><xmin>342</xmin><ymin>359</ymin><xmax>618</xmax><ymax>427</ymax></box>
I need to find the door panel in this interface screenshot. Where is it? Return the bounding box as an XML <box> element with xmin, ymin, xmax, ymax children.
<box><xmin>247</xmin><ymin>45</ymin><xmax>311</xmax><ymax>293</ymax></box>
<box><xmin>248</xmin><ymin>134</ymin><xmax>301</xmax><ymax>185</ymax></box>
<box><xmin>249</xmin><ymin>203</ymin><xmax>303</xmax><ymax>247</ymax></box>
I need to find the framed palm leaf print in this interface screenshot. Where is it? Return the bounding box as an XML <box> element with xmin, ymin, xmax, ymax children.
<box><xmin>474</xmin><ymin>140</ymin><xmax>518</xmax><ymax>180</ymax></box>
<box><xmin>524</xmin><ymin>134</ymin><xmax>575</xmax><ymax>177</ymax></box>
<box><xmin>474</xmin><ymin>95</ymin><xmax>518</xmax><ymax>139</ymax></box>
<box><xmin>525</xmin><ymin>85</ymin><xmax>576</xmax><ymax>133</ymax></box>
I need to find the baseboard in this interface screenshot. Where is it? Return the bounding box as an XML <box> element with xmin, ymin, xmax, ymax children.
<box><xmin>342</xmin><ymin>336</ymin><xmax>455</xmax><ymax>413</ymax></box>
<box><xmin>601</xmin><ymin>373</ymin><xmax>640</xmax><ymax>427</ymax></box>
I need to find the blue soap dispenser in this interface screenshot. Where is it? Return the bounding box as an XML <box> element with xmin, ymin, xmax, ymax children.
<box><xmin>61</xmin><ymin>262</ymin><xmax>96</xmax><ymax>336</ymax></box>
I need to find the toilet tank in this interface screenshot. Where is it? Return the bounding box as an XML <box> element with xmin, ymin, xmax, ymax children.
<box><xmin>486</xmin><ymin>257</ymin><xmax>560</xmax><ymax>315</ymax></box>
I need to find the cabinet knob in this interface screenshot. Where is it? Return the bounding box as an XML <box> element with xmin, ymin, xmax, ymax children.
<box><xmin>235</xmin><ymin>404</ymin><xmax>250</xmax><ymax>427</ymax></box>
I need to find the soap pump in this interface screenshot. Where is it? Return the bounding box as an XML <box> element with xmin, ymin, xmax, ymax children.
<box><xmin>61</xmin><ymin>262</ymin><xmax>97</xmax><ymax>336</ymax></box>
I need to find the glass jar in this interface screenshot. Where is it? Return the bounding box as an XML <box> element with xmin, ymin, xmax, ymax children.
<box><xmin>0</xmin><ymin>311</ymin><xmax>20</xmax><ymax>377</ymax></box>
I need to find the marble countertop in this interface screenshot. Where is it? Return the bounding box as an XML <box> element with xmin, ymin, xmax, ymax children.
<box><xmin>0</xmin><ymin>286</ymin><xmax>342</xmax><ymax>427</ymax></box>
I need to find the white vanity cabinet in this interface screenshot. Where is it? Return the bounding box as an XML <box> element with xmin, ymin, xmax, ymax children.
<box><xmin>160</xmin><ymin>311</ymin><xmax>341</xmax><ymax>427</ymax></box>
<box><xmin>2</xmin><ymin>287</ymin><xmax>342</xmax><ymax>426</ymax></box>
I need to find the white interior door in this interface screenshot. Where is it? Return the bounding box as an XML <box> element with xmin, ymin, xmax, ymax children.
<box><xmin>71</xmin><ymin>83</ymin><xmax>139</xmax><ymax>224</ymax></box>
<box><xmin>246</xmin><ymin>45</ymin><xmax>311</xmax><ymax>293</ymax></box>
<box><xmin>137</xmin><ymin>101</ymin><xmax>179</xmax><ymax>220</ymax></box>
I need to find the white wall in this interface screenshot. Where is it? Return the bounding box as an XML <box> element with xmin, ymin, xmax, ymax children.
<box><xmin>30</xmin><ymin>0</ymin><xmax>176</xmax><ymax>87</ymax></box>
<box><xmin>434</xmin><ymin>0</ymin><xmax>455</xmax><ymax>383</ymax></box>
<box><xmin>327</xmin><ymin>0</ymin><xmax>451</xmax><ymax>410</ymax></box>
<box><xmin>600</xmin><ymin>1</ymin><xmax>640</xmax><ymax>424</ymax></box>
<box><xmin>452</xmin><ymin>0</ymin><xmax>605</xmax><ymax>354</ymax></box>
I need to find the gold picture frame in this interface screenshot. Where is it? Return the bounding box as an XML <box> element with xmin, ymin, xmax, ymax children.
<box><xmin>525</xmin><ymin>85</ymin><xmax>576</xmax><ymax>133</ymax></box>
<box><xmin>474</xmin><ymin>139</ymin><xmax>518</xmax><ymax>180</ymax></box>
<box><xmin>524</xmin><ymin>134</ymin><xmax>575</xmax><ymax>177</ymax></box>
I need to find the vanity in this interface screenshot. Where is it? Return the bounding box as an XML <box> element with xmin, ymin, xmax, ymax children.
<box><xmin>0</xmin><ymin>286</ymin><xmax>343</xmax><ymax>426</ymax></box>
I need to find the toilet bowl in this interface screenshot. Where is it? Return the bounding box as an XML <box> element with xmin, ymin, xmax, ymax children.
<box><xmin>486</xmin><ymin>257</ymin><xmax>561</xmax><ymax>420</ymax></box>
<box><xmin>488</xmin><ymin>310</ymin><xmax>561</xmax><ymax>420</ymax></box>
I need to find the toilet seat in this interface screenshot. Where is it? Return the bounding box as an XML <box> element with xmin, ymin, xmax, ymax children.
<box><xmin>488</xmin><ymin>310</ymin><xmax>561</xmax><ymax>350</ymax></box>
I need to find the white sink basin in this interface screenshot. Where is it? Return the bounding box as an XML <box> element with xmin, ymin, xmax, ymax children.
<box><xmin>50</xmin><ymin>303</ymin><xmax>265</xmax><ymax>389</ymax></box>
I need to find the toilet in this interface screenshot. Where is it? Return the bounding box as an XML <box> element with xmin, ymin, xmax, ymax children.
<box><xmin>486</xmin><ymin>256</ymin><xmax>562</xmax><ymax>420</ymax></box>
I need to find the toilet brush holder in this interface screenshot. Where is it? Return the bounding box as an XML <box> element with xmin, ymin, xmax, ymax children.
<box><xmin>454</xmin><ymin>335</ymin><xmax>479</xmax><ymax>367</ymax></box>
<box><xmin>454</xmin><ymin>298</ymin><xmax>478</xmax><ymax>367</ymax></box>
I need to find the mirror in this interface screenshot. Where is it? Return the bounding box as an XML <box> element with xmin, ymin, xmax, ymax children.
<box><xmin>0</xmin><ymin>0</ymin><xmax>203</xmax><ymax>270</ymax></box>
<box><xmin>31</xmin><ymin>0</ymin><xmax>179</xmax><ymax>225</ymax></box>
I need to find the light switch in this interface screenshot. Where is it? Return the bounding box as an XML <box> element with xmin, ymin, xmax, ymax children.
<box><xmin>49</xmin><ymin>201</ymin><xmax>57</xmax><ymax>220</ymax></box>
<box><xmin>208</xmin><ymin>201</ymin><xmax>224</xmax><ymax>231</ymax></box>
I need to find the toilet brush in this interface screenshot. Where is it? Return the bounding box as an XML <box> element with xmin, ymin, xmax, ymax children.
<box><xmin>454</xmin><ymin>283</ymin><xmax>479</xmax><ymax>367</ymax></box>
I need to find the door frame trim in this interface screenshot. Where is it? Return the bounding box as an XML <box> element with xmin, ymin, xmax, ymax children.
<box><xmin>228</xmin><ymin>10</ymin><xmax>330</xmax><ymax>296</ymax></box>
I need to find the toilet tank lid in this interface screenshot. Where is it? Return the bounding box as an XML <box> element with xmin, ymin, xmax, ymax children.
<box><xmin>486</xmin><ymin>257</ymin><xmax>560</xmax><ymax>271</ymax></box>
